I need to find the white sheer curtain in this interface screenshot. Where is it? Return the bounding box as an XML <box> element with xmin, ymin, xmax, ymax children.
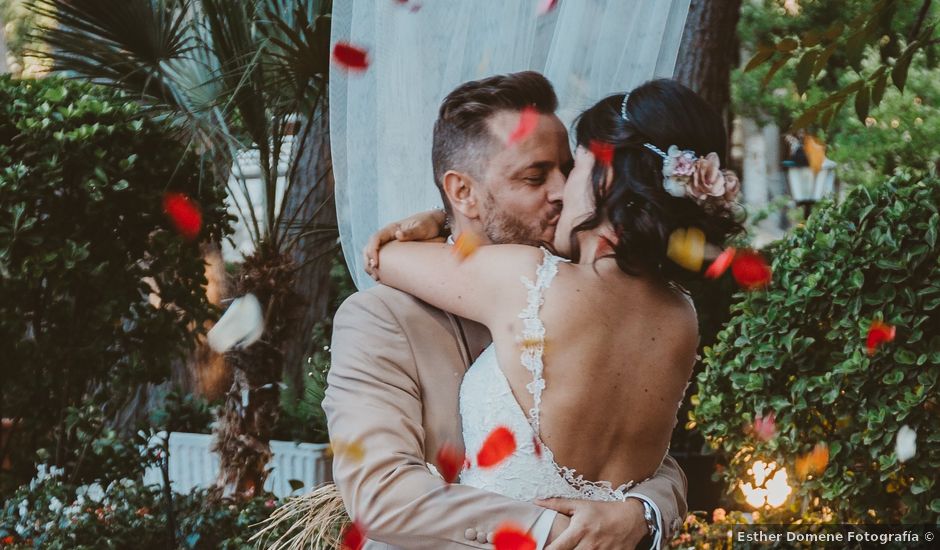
<box><xmin>330</xmin><ymin>0</ymin><xmax>691</xmax><ymax>289</ymax></box>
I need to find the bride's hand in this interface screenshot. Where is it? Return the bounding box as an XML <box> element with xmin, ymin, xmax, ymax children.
<box><xmin>363</xmin><ymin>208</ymin><xmax>447</xmax><ymax>278</ymax></box>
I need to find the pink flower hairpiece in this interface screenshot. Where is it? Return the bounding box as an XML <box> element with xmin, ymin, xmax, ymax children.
<box><xmin>620</xmin><ymin>94</ymin><xmax>740</xmax><ymax>206</ymax></box>
<box><xmin>643</xmin><ymin>143</ymin><xmax>740</xmax><ymax>205</ymax></box>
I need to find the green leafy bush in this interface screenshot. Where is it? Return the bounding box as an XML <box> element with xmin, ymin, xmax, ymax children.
<box><xmin>693</xmin><ymin>171</ymin><xmax>940</xmax><ymax>523</ymax></box>
<box><xmin>0</xmin><ymin>472</ymin><xmax>280</xmax><ymax>549</ymax></box>
<box><xmin>0</xmin><ymin>75</ymin><xmax>231</xmax><ymax>486</ymax></box>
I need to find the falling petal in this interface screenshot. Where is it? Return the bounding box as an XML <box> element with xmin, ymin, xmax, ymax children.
<box><xmin>731</xmin><ymin>249</ymin><xmax>772</xmax><ymax>290</ymax></box>
<box><xmin>589</xmin><ymin>140</ymin><xmax>614</xmax><ymax>166</ymax></box>
<box><xmin>803</xmin><ymin>135</ymin><xmax>826</xmax><ymax>175</ymax></box>
<box><xmin>436</xmin><ymin>443</ymin><xmax>463</xmax><ymax>484</ymax></box>
<box><xmin>333</xmin><ymin>42</ymin><xmax>369</xmax><ymax>71</ymax></box>
<box><xmin>329</xmin><ymin>439</ymin><xmax>367</xmax><ymax>463</ymax></box>
<box><xmin>162</xmin><ymin>192</ymin><xmax>202</xmax><ymax>241</ymax></box>
<box><xmin>535</xmin><ymin>0</ymin><xmax>559</xmax><ymax>16</ymax></box>
<box><xmin>507</xmin><ymin>106</ymin><xmax>539</xmax><ymax>145</ymax></box>
<box><xmin>705</xmin><ymin>247</ymin><xmax>736</xmax><ymax>279</ymax></box>
<box><xmin>341</xmin><ymin>522</ymin><xmax>366</xmax><ymax>550</ymax></box>
<box><xmin>667</xmin><ymin>227</ymin><xmax>706</xmax><ymax>272</ymax></box>
<box><xmin>752</xmin><ymin>412</ymin><xmax>776</xmax><ymax>441</ymax></box>
<box><xmin>895</xmin><ymin>425</ymin><xmax>917</xmax><ymax>462</ymax></box>
<box><xmin>796</xmin><ymin>443</ymin><xmax>829</xmax><ymax>479</ymax></box>
<box><xmin>493</xmin><ymin>523</ymin><xmax>536</xmax><ymax>550</ymax></box>
<box><xmin>477</xmin><ymin>426</ymin><xmax>517</xmax><ymax>468</ymax></box>
<box><xmin>207</xmin><ymin>293</ymin><xmax>264</xmax><ymax>353</ymax></box>
<box><xmin>453</xmin><ymin>232</ymin><xmax>481</xmax><ymax>261</ymax></box>
<box><xmin>866</xmin><ymin>319</ymin><xmax>896</xmax><ymax>356</ymax></box>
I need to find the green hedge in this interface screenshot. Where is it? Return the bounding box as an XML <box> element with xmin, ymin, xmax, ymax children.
<box><xmin>693</xmin><ymin>171</ymin><xmax>940</xmax><ymax>523</ymax></box>
<box><xmin>0</xmin><ymin>75</ymin><xmax>231</xmax><ymax>486</ymax></box>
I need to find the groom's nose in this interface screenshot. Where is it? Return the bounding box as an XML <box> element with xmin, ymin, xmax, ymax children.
<box><xmin>546</xmin><ymin>170</ymin><xmax>565</xmax><ymax>206</ymax></box>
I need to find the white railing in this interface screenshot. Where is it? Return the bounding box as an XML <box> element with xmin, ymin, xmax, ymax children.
<box><xmin>143</xmin><ymin>431</ymin><xmax>331</xmax><ymax>498</ymax></box>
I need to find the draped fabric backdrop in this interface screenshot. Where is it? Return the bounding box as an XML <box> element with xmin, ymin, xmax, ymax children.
<box><xmin>331</xmin><ymin>0</ymin><xmax>691</xmax><ymax>289</ymax></box>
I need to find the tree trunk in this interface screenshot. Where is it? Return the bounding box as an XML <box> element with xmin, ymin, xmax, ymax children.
<box><xmin>279</xmin><ymin>106</ymin><xmax>337</xmax><ymax>393</ymax></box>
<box><xmin>211</xmin><ymin>246</ymin><xmax>299</xmax><ymax>500</ymax></box>
<box><xmin>674</xmin><ymin>0</ymin><xmax>743</xmax><ymax>117</ymax></box>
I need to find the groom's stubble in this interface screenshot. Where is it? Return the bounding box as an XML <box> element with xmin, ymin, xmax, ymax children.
<box><xmin>480</xmin><ymin>187</ymin><xmax>559</xmax><ymax>247</ymax></box>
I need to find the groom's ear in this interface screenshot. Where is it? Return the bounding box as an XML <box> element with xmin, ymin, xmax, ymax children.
<box><xmin>442</xmin><ymin>170</ymin><xmax>480</xmax><ymax>219</ymax></box>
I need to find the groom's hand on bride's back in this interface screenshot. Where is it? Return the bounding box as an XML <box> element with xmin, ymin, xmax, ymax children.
<box><xmin>363</xmin><ymin>208</ymin><xmax>447</xmax><ymax>278</ymax></box>
<box><xmin>538</xmin><ymin>497</ymin><xmax>649</xmax><ymax>550</ymax></box>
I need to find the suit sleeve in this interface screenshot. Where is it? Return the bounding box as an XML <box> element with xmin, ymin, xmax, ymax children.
<box><xmin>622</xmin><ymin>453</ymin><xmax>688</xmax><ymax>545</ymax></box>
<box><xmin>323</xmin><ymin>291</ymin><xmax>544</xmax><ymax>549</ymax></box>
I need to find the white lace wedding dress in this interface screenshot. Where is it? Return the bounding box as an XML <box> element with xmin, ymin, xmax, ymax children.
<box><xmin>458</xmin><ymin>248</ymin><xmax>665</xmax><ymax>502</ymax></box>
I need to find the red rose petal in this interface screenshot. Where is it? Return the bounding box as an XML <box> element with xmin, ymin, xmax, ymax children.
<box><xmin>589</xmin><ymin>140</ymin><xmax>615</xmax><ymax>166</ymax></box>
<box><xmin>866</xmin><ymin>319</ymin><xmax>896</xmax><ymax>356</ymax></box>
<box><xmin>477</xmin><ymin>426</ymin><xmax>517</xmax><ymax>468</ymax></box>
<box><xmin>731</xmin><ymin>249</ymin><xmax>771</xmax><ymax>290</ymax></box>
<box><xmin>162</xmin><ymin>192</ymin><xmax>202</xmax><ymax>241</ymax></box>
<box><xmin>333</xmin><ymin>42</ymin><xmax>369</xmax><ymax>71</ymax></box>
<box><xmin>436</xmin><ymin>443</ymin><xmax>463</xmax><ymax>484</ymax></box>
<box><xmin>341</xmin><ymin>522</ymin><xmax>366</xmax><ymax>550</ymax></box>
<box><xmin>536</xmin><ymin>0</ymin><xmax>559</xmax><ymax>16</ymax></box>
<box><xmin>705</xmin><ymin>247</ymin><xmax>736</xmax><ymax>279</ymax></box>
<box><xmin>494</xmin><ymin>523</ymin><xmax>536</xmax><ymax>550</ymax></box>
<box><xmin>507</xmin><ymin>106</ymin><xmax>539</xmax><ymax>145</ymax></box>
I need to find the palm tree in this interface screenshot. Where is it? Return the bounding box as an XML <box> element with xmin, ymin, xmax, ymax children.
<box><xmin>29</xmin><ymin>0</ymin><xmax>336</xmax><ymax>499</ymax></box>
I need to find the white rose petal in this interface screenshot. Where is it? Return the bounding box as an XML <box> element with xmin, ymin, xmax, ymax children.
<box><xmin>207</xmin><ymin>293</ymin><xmax>264</xmax><ymax>353</ymax></box>
<box><xmin>895</xmin><ymin>425</ymin><xmax>917</xmax><ymax>463</ymax></box>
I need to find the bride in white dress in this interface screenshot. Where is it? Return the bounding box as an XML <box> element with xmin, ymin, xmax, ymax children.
<box><xmin>369</xmin><ymin>78</ymin><xmax>742</xmax><ymax>544</ymax></box>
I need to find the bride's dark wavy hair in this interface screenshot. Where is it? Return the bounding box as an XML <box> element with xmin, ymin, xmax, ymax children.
<box><xmin>570</xmin><ymin>79</ymin><xmax>745</xmax><ymax>284</ymax></box>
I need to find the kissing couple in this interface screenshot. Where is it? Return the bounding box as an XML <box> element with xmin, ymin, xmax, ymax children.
<box><xmin>324</xmin><ymin>71</ymin><xmax>743</xmax><ymax>549</ymax></box>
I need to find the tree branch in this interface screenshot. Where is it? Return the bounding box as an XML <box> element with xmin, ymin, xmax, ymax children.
<box><xmin>909</xmin><ymin>0</ymin><xmax>933</xmax><ymax>41</ymax></box>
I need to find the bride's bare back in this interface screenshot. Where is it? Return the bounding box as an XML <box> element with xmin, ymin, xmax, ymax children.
<box><xmin>490</xmin><ymin>255</ymin><xmax>698</xmax><ymax>488</ymax></box>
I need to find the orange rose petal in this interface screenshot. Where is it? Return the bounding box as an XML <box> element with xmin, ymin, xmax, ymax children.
<box><xmin>493</xmin><ymin>523</ymin><xmax>536</xmax><ymax>550</ymax></box>
<box><xmin>667</xmin><ymin>227</ymin><xmax>706</xmax><ymax>272</ymax></box>
<box><xmin>796</xmin><ymin>442</ymin><xmax>829</xmax><ymax>479</ymax></box>
<box><xmin>436</xmin><ymin>443</ymin><xmax>463</xmax><ymax>484</ymax></box>
<box><xmin>804</xmin><ymin>135</ymin><xmax>826</xmax><ymax>175</ymax></box>
<box><xmin>705</xmin><ymin>247</ymin><xmax>736</xmax><ymax>279</ymax></box>
<box><xmin>866</xmin><ymin>319</ymin><xmax>896</xmax><ymax>356</ymax></box>
<box><xmin>453</xmin><ymin>232</ymin><xmax>481</xmax><ymax>261</ymax></box>
<box><xmin>507</xmin><ymin>106</ymin><xmax>539</xmax><ymax>145</ymax></box>
<box><xmin>477</xmin><ymin>426</ymin><xmax>517</xmax><ymax>468</ymax></box>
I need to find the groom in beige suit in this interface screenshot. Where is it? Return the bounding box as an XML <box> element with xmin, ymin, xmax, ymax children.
<box><xmin>324</xmin><ymin>72</ymin><xmax>688</xmax><ymax>549</ymax></box>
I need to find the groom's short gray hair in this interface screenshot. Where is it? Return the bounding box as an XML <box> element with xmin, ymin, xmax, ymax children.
<box><xmin>432</xmin><ymin>71</ymin><xmax>558</xmax><ymax>215</ymax></box>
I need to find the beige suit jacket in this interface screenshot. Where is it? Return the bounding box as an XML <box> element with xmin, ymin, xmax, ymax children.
<box><xmin>324</xmin><ymin>285</ymin><xmax>688</xmax><ymax>549</ymax></box>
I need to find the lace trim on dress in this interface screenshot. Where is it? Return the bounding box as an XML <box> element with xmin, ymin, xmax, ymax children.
<box><xmin>517</xmin><ymin>247</ymin><xmax>564</xmax><ymax>435</ymax></box>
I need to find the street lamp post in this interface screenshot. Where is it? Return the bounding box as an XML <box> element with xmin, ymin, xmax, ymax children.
<box><xmin>783</xmin><ymin>144</ymin><xmax>837</xmax><ymax>219</ymax></box>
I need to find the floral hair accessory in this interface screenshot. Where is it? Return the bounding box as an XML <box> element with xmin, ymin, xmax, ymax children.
<box><xmin>643</xmin><ymin>143</ymin><xmax>740</xmax><ymax>205</ymax></box>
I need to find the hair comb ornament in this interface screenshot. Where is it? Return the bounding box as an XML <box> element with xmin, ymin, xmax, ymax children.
<box><xmin>620</xmin><ymin>94</ymin><xmax>630</xmax><ymax>121</ymax></box>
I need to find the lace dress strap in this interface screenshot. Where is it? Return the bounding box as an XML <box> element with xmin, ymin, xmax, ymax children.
<box><xmin>518</xmin><ymin>247</ymin><xmax>567</xmax><ymax>435</ymax></box>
